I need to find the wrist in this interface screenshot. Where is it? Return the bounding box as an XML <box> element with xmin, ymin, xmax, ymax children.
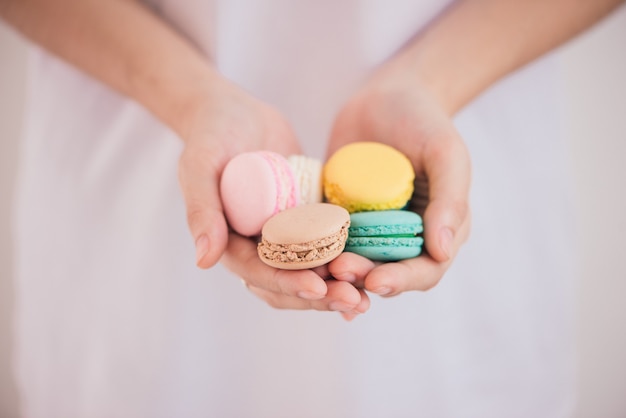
<box><xmin>379</xmin><ymin>41</ymin><xmax>479</xmax><ymax>117</ymax></box>
<box><xmin>130</xmin><ymin>57</ymin><xmax>224</xmax><ymax>140</ymax></box>
<box><xmin>381</xmin><ymin>0</ymin><xmax>626</xmax><ymax>116</ymax></box>
<box><xmin>365</xmin><ymin>52</ymin><xmax>458</xmax><ymax>117</ymax></box>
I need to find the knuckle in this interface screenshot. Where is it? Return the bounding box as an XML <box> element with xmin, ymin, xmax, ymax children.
<box><xmin>185</xmin><ymin>205</ymin><xmax>206</xmax><ymax>233</ymax></box>
<box><xmin>272</xmin><ymin>269</ymin><xmax>292</xmax><ymax>296</ymax></box>
<box><xmin>455</xmin><ymin>197</ymin><xmax>470</xmax><ymax>214</ymax></box>
<box><xmin>247</xmin><ymin>284</ymin><xmax>284</xmax><ymax>310</ymax></box>
<box><xmin>450</xmin><ymin>199</ymin><xmax>470</xmax><ymax>226</ymax></box>
<box><xmin>177</xmin><ymin>149</ymin><xmax>200</xmax><ymax>182</ymax></box>
<box><xmin>403</xmin><ymin>263</ymin><xmax>444</xmax><ymax>292</ymax></box>
<box><xmin>310</xmin><ymin>300</ymin><xmax>331</xmax><ymax>312</ymax></box>
<box><xmin>461</xmin><ymin>213</ymin><xmax>472</xmax><ymax>243</ymax></box>
<box><xmin>263</xmin><ymin>293</ymin><xmax>285</xmax><ymax>310</ymax></box>
<box><xmin>420</xmin><ymin>274</ymin><xmax>443</xmax><ymax>291</ymax></box>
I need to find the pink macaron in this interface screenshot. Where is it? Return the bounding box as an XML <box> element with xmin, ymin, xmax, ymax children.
<box><xmin>220</xmin><ymin>151</ymin><xmax>321</xmax><ymax>237</ymax></box>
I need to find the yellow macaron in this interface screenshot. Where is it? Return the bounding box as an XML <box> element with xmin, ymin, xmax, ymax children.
<box><xmin>323</xmin><ymin>142</ymin><xmax>415</xmax><ymax>213</ymax></box>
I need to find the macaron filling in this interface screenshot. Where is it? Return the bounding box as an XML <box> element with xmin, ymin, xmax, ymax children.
<box><xmin>259</xmin><ymin>151</ymin><xmax>299</xmax><ymax>214</ymax></box>
<box><xmin>348</xmin><ymin>224</ymin><xmax>422</xmax><ymax>237</ymax></box>
<box><xmin>346</xmin><ymin>236</ymin><xmax>423</xmax><ymax>247</ymax></box>
<box><xmin>287</xmin><ymin>155</ymin><xmax>323</xmax><ymax>205</ymax></box>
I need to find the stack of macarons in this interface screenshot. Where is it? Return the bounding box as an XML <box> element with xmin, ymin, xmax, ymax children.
<box><xmin>219</xmin><ymin>142</ymin><xmax>423</xmax><ymax>270</ymax></box>
<box><xmin>323</xmin><ymin>142</ymin><xmax>423</xmax><ymax>261</ymax></box>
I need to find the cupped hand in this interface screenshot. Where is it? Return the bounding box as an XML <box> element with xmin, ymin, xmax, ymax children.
<box><xmin>326</xmin><ymin>60</ymin><xmax>472</xmax><ymax>297</ymax></box>
<box><xmin>178</xmin><ymin>74</ymin><xmax>298</xmax><ymax>267</ymax></box>
<box><xmin>178</xmin><ymin>73</ymin><xmax>368</xmax><ymax>316</ymax></box>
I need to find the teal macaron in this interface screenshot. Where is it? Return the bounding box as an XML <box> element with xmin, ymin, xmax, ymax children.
<box><xmin>345</xmin><ymin>210</ymin><xmax>424</xmax><ymax>261</ymax></box>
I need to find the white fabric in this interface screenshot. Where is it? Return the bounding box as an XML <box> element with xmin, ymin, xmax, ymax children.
<box><xmin>13</xmin><ymin>1</ymin><xmax>577</xmax><ymax>417</ymax></box>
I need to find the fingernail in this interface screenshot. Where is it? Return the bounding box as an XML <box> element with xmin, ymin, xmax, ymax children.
<box><xmin>195</xmin><ymin>234</ymin><xmax>209</xmax><ymax>265</ymax></box>
<box><xmin>329</xmin><ymin>301</ymin><xmax>352</xmax><ymax>312</ymax></box>
<box><xmin>297</xmin><ymin>291</ymin><xmax>324</xmax><ymax>301</ymax></box>
<box><xmin>341</xmin><ymin>311</ymin><xmax>360</xmax><ymax>321</ymax></box>
<box><xmin>439</xmin><ymin>227</ymin><xmax>454</xmax><ymax>259</ymax></box>
<box><xmin>373</xmin><ymin>286</ymin><xmax>392</xmax><ymax>296</ymax></box>
<box><xmin>335</xmin><ymin>272</ymin><xmax>356</xmax><ymax>283</ymax></box>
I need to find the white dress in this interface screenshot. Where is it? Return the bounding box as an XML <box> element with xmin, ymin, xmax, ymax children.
<box><xmin>13</xmin><ymin>1</ymin><xmax>577</xmax><ymax>417</ymax></box>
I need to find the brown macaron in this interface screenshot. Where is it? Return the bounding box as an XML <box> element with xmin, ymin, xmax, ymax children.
<box><xmin>257</xmin><ymin>203</ymin><xmax>350</xmax><ymax>270</ymax></box>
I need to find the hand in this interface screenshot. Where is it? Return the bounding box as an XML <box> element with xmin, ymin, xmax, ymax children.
<box><xmin>178</xmin><ymin>74</ymin><xmax>369</xmax><ymax>317</ymax></box>
<box><xmin>326</xmin><ymin>60</ymin><xmax>472</xmax><ymax>297</ymax></box>
<box><xmin>178</xmin><ymin>74</ymin><xmax>299</xmax><ymax>267</ymax></box>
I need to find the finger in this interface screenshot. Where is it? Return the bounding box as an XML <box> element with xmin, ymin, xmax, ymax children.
<box><xmin>421</xmin><ymin>129</ymin><xmax>471</xmax><ymax>263</ymax></box>
<box><xmin>246</xmin><ymin>279</ymin><xmax>363</xmax><ymax>312</ymax></box>
<box><xmin>364</xmin><ymin>256</ymin><xmax>448</xmax><ymax>296</ymax></box>
<box><xmin>328</xmin><ymin>251</ymin><xmax>379</xmax><ymax>288</ymax></box>
<box><xmin>178</xmin><ymin>144</ymin><xmax>230</xmax><ymax>269</ymax></box>
<box><xmin>222</xmin><ymin>232</ymin><xmax>328</xmax><ymax>300</ymax></box>
<box><xmin>364</xmin><ymin>215</ymin><xmax>470</xmax><ymax>296</ymax></box>
<box><xmin>325</xmin><ymin>280</ymin><xmax>364</xmax><ymax>312</ymax></box>
<box><xmin>340</xmin><ymin>288</ymin><xmax>372</xmax><ymax>321</ymax></box>
<box><xmin>311</xmin><ymin>263</ymin><xmax>332</xmax><ymax>280</ymax></box>
<box><xmin>354</xmin><ymin>288</ymin><xmax>371</xmax><ymax>313</ymax></box>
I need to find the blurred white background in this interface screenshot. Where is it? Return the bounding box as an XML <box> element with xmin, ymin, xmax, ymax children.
<box><xmin>1</xmin><ymin>7</ymin><xmax>625</xmax><ymax>417</ymax></box>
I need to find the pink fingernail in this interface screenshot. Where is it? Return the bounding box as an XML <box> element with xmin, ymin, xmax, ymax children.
<box><xmin>439</xmin><ymin>227</ymin><xmax>454</xmax><ymax>259</ymax></box>
<box><xmin>297</xmin><ymin>291</ymin><xmax>324</xmax><ymax>301</ymax></box>
<box><xmin>195</xmin><ymin>234</ymin><xmax>209</xmax><ymax>266</ymax></box>
<box><xmin>373</xmin><ymin>286</ymin><xmax>392</xmax><ymax>296</ymax></box>
<box><xmin>329</xmin><ymin>301</ymin><xmax>352</xmax><ymax>312</ymax></box>
<box><xmin>336</xmin><ymin>272</ymin><xmax>356</xmax><ymax>283</ymax></box>
<box><xmin>341</xmin><ymin>311</ymin><xmax>360</xmax><ymax>321</ymax></box>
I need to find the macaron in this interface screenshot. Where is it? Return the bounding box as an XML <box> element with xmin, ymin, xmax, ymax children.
<box><xmin>323</xmin><ymin>142</ymin><xmax>415</xmax><ymax>213</ymax></box>
<box><xmin>258</xmin><ymin>203</ymin><xmax>350</xmax><ymax>270</ymax></box>
<box><xmin>288</xmin><ymin>155</ymin><xmax>323</xmax><ymax>205</ymax></box>
<box><xmin>345</xmin><ymin>210</ymin><xmax>423</xmax><ymax>261</ymax></box>
<box><xmin>220</xmin><ymin>151</ymin><xmax>323</xmax><ymax>237</ymax></box>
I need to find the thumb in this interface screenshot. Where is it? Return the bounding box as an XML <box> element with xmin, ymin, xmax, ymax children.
<box><xmin>178</xmin><ymin>144</ymin><xmax>229</xmax><ymax>269</ymax></box>
<box><xmin>421</xmin><ymin>133</ymin><xmax>471</xmax><ymax>263</ymax></box>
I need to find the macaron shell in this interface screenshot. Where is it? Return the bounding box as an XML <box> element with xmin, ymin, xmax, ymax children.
<box><xmin>323</xmin><ymin>142</ymin><xmax>415</xmax><ymax>213</ymax></box>
<box><xmin>345</xmin><ymin>236</ymin><xmax>424</xmax><ymax>261</ymax></box>
<box><xmin>220</xmin><ymin>151</ymin><xmax>299</xmax><ymax>237</ymax></box>
<box><xmin>261</xmin><ymin>203</ymin><xmax>349</xmax><ymax>244</ymax></box>
<box><xmin>261</xmin><ymin>256</ymin><xmax>343</xmax><ymax>270</ymax></box>
<box><xmin>349</xmin><ymin>210</ymin><xmax>423</xmax><ymax>236</ymax></box>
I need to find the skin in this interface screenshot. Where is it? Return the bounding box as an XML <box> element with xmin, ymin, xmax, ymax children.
<box><xmin>1</xmin><ymin>0</ymin><xmax>623</xmax><ymax>321</ymax></box>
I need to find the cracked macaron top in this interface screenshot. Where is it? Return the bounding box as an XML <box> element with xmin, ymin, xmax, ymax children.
<box><xmin>258</xmin><ymin>203</ymin><xmax>350</xmax><ymax>270</ymax></box>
